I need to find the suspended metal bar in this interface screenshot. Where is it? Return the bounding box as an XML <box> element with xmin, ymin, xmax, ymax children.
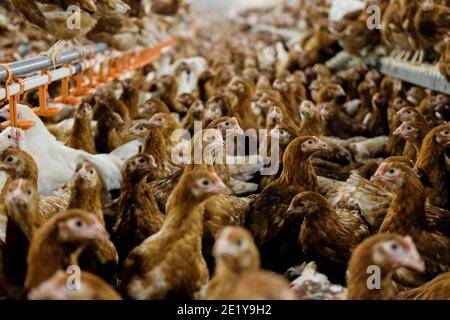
<box><xmin>0</xmin><ymin>62</ymin><xmax>86</xmax><ymax>100</ymax></box>
<box><xmin>0</xmin><ymin>39</ymin><xmax>177</xmax><ymax>101</ymax></box>
<box><xmin>241</xmin><ymin>22</ymin><xmax>450</xmax><ymax>95</ymax></box>
<box><xmin>0</xmin><ymin>42</ymin><xmax>109</xmax><ymax>82</ymax></box>
<box><xmin>375</xmin><ymin>57</ymin><xmax>450</xmax><ymax>95</ymax></box>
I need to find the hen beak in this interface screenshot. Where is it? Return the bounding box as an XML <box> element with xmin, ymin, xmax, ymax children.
<box><xmin>209</xmin><ymin>175</ymin><xmax>231</xmax><ymax>195</ymax></box>
<box><xmin>393</xmin><ymin>126</ymin><xmax>402</xmax><ymax>136</ymax></box>
<box><xmin>6</xmin><ymin>186</ymin><xmax>28</xmax><ymax>209</ymax></box>
<box><xmin>395</xmin><ymin>109</ymin><xmax>405</xmax><ymax>119</ymax></box>
<box><xmin>370</xmin><ymin>171</ymin><xmax>382</xmax><ymax>182</ymax></box>
<box><xmin>147</xmin><ymin>157</ymin><xmax>158</xmax><ymax>171</ymax></box>
<box><xmin>286</xmin><ymin>203</ymin><xmax>301</xmax><ymax>215</ymax></box>
<box><xmin>85</xmin><ymin>214</ymin><xmax>109</xmax><ymax>241</ymax></box>
<box><xmin>400</xmin><ymin>236</ymin><xmax>426</xmax><ymax>272</ymax></box>
<box><xmin>228</xmin><ymin>82</ymin><xmax>238</xmax><ymax>91</ymax></box>
<box><xmin>76</xmin><ymin>166</ymin><xmax>90</xmax><ymax>180</ymax></box>
<box><xmin>214</xmin><ymin>238</ymin><xmax>237</xmax><ymax>258</ymax></box>
<box><xmin>126</xmin><ymin>127</ymin><xmax>137</xmax><ymax>136</ymax></box>
<box><xmin>335</xmin><ymin>87</ymin><xmax>346</xmax><ymax>97</ymax></box>
<box><xmin>319</xmin><ymin>141</ymin><xmax>328</xmax><ymax>150</ymax></box>
<box><xmin>370</xmin><ymin>170</ymin><xmax>393</xmax><ymax>185</ymax></box>
<box><xmin>313</xmin><ymin>140</ymin><xmax>328</xmax><ymax>152</ymax></box>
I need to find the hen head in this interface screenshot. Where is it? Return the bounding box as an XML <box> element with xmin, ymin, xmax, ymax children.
<box><xmin>180</xmin><ymin>169</ymin><xmax>230</xmax><ymax>202</ymax></box>
<box><xmin>121</xmin><ymin>153</ymin><xmax>157</xmax><ymax>181</ymax></box>
<box><xmin>0</xmin><ymin>126</ymin><xmax>24</xmax><ymax>150</ymax></box>
<box><xmin>101</xmin><ymin>112</ymin><xmax>124</xmax><ymax>130</ymax></box>
<box><xmin>228</xmin><ymin>77</ymin><xmax>252</xmax><ymax>99</ymax></box>
<box><xmin>139</xmin><ymin>99</ymin><xmax>169</xmax><ymax>117</ymax></box>
<box><xmin>176</xmin><ymin>93</ymin><xmax>195</xmax><ymax>110</ymax></box>
<box><xmin>73</xmin><ymin>162</ymin><xmax>100</xmax><ymax>190</ymax></box>
<box><xmin>380</xmin><ymin>77</ymin><xmax>402</xmax><ymax>99</ymax></box>
<box><xmin>285</xmin><ymin>136</ymin><xmax>327</xmax><ymax>161</ymax></box>
<box><xmin>190</xmin><ymin>101</ymin><xmax>205</xmax><ymax>119</ymax></box>
<box><xmin>393</xmin><ymin>121</ymin><xmax>420</xmax><ymax>141</ymax></box>
<box><xmin>406</xmin><ymin>87</ymin><xmax>428</xmax><ymax>106</ymax></box>
<box><xmin>51</xmin><ymin>210</ymin><xmax>108</xmax><ymax>244</ymax></box>
<box><xmin>127</xmin><ymin>122</ymin><xmax>151</xmax><ymax>141</ymax></box>
<box><xmin>298</xmin><ymin>100</ymin><xmax>318</xmax><ymax>120</ymax></box>
<box><xmin>5</xmin><ymin>178</ymin><xmax>38</xmax><ymax>220</ymax></box>
<box><xmin>0</xmin><ymin>147</ymin><xmax>36</xmax><ymax>177</ymax></box>
<box><xmin>266</xmin><ymin>106</ymin><xmax>283</xmax><ymax>126</ymax></box>
<box><xmin>148</xmin><ymin>113</ymin><xmax>176</xmax><ymax>132</ymax></box>
<box><xmin>395</xmin><ymin>107</ymin><xmax>423</xmax><ymax>123</ymax></box>
<box><xmin>318</xmin><ymin>84</ymin><xmax>346</xmax><ymax>103</ymax></box>
<box><xmin>75</xmin><ymin>103</ymin><xmax>93</xmax><ymax>120</ymax></box>
<box><xmin>371</xmin><ymin>93</ymin><xmax>387</xmax><ymax>110</ymax></box>
<box><xmin>159</xmin><ymin>75</ymin><xmax>175</xmax><ymax>89</ymax></box>
<box><xmin>207</xmin><ymin>116</ymin><xmax>241</xmax><ymax>135</ymax></box>
<box><xmin>269</xmin><ymin>125</ymin><xmax>298</xmax><ymax>147</ymax></box>
<box><xmin>287</xmin><ymin>191</ymin><xmax>330</xmax><ymax>218</ymax></box>
<box><xmin>256</xmin><ymin>95</ymin><xmax>277</xmax><ymax>112</ymax></box>
<box><xmin>205</xmin><ymin>97</ymin><xmax>226</xmax><ymax>122</ymax></box>
<box><xmin>213</xmin><ymin>226</ymin><xmax>260</xmax><ymax>273</ymax></box>
<box><xmin>371</xmin><ymin>161</ymin><xmax>419</xmax><ymax>191</ymax></box>
<box><xmin>273</xmin><ymin>79</ymin><xmax>290</xmax><ymax>93</ymax></box>
<box><xmin>351</xmin><ymin>233</ymin><xmax>425</xmax><ymax>273</ymax></box>
<box><xmin>433</xmin><ymin>124</ymin><xmax>450</xmax><ymax>147</ymax></box>
<box><xmin>311</xmin><ymin>63</ymin><xmax>331</xmax><ymax>80</ymax></box>
<box><xmin>358</xmin><ymin>79</ymin><xmax>377</xmax><ymax>97</ymax></box>
<box><xmin>392</xmin><ymin>97</ymin><xmax>412</xmax><ymax>112</ymax></box>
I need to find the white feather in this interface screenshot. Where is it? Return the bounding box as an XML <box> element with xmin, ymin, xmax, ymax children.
<box><xmin>0</xmin><ymin>104</ymin><xmax>139</xmax><ymax>195</ymax></box>
<box><xmin>329</xmin><ymin>0</ymin><xmax>365</xmax><ymax>22</ymax></box>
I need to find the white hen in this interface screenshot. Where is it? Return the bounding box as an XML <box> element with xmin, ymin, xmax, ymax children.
<box><xmin>161</xmin><ymin>56</ymin><xmax>208</xmax><ymax>94</ymax></box>
<box><xmin>0</xmin><ymin>104</ymin><xmax>139</xmax><ymax>196</ymax></box>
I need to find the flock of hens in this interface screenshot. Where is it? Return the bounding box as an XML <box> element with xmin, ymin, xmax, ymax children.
<box><xmin>0</xmin><ymin>0</ymin><xmax>449</xmax><ymax>301</ymax></box>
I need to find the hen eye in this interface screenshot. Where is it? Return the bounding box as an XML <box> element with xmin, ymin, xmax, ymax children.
<box><xmin>390</xmin><ymin>243</ymin><xmax>398</xmax><ymax>251</ymax></box>
<box><xmin>75</xmin><ymin>219</ymin><xmax>83</xmax><ymax>228</ymax></box>
<box><xmin>224</xmin><ymin>122</ymin><xmax>230</xmax><ymax>126</ymax></box>
<box><xmin>442</xmin><ymin>130</ymin><xmax>450</xmax><ymax>136</ymax></box>
<box><xmin>27</xmin><ymin>189</ymin><xmax>32</xmax><ymax>195</ymax></box>
<box><xmin>89</xmin><ymin>170</ymin><xmax>94</xmax><ymax>175</ymax></box>
<box><xmin>6</xmin><ymin>156</ymin><xmax>14</xmax><ymax>162</ymax></box>
<box><xmin>406</xmin><ymin>126</ymin><xmax>412</xmax><ymax>131</ymax></box>
<box><xmin>236</xmin><ymin>239</ymin><xmax>243</xmax><ymax>247</ymax></box>
<box><xmin>138</xmin><ymin>157</ymin><xmax>146</xmax><ymax>164</ymax></box>
<box><xmin>387</xmin><ymin>168</ymin><xmax>396</xmax><ymax>175</ymax></box>
<box><xmin>7</xmin><ymin>135</ymin><xmax>11</xmax><ymax>139</ymax></box>
<box><xmin>201</xmin><ymin>179</ymin><xmax>210</xmax><ymax>186</ymax></box>
<box><xmin>308</xmin><ymin>140</ymin><xmax>313</xmax><ymax>145</ymax></box>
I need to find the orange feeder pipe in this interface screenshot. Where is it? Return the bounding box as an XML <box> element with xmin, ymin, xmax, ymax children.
<box><xmin>33</xmin><ymin>70</ymin><xmax>60</xmax><ymax>117</ymax></box>
<box><xmin>54</xmin><ymin>64</ymin><xmax>80</xmax><ymax>105</ymax></box>
<box><xmin>0</xmin><ymin>63</ymin><xmax>35</xmax><ymax>130</ymax></box>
